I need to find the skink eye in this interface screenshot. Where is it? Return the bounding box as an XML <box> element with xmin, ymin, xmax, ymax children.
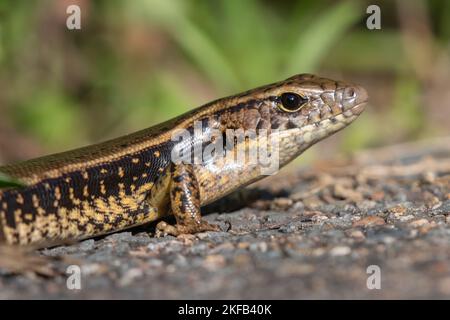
<box><xmin>279</xmin><ymin>92</ymin><xmax>307</xmax><ymax>112</ymax></box>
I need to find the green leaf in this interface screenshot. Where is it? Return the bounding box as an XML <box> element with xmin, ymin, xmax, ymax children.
<box><xmin>285</xmin><ymin>1</ymin><xmax>361</xmax><ymax>73</ymax></box>
<box><xmin>127</xmin><ymin>0</ymin><xmax>240</xmax><ymax>91</ymax></box>
<box><xmin>321</xmin><ymin>31</ymin><xmax>408</xmax><ymax>72</ymax></box>
<box><xmin>15</xmin><ymin>90</ymin><xmax>87</xmax><ymax>150</ymax></box>
<box><xmin>0</xmin><ymin>172</ymin><xmax>25</xmax><ymax>189</ymax></box>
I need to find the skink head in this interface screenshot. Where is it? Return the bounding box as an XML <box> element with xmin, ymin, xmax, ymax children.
<box><xmin>215</xmin><ymin>73</ymin><xmax>368</xmax><ymax>136</ymax></box>
<box><xmin>211</xmin><ymin>73</ymin><xmax>368</xmax><ymax>167</ymax></box>
<box><xmin>231</xmin><ymin>73</ymin><xmax>368</xmax><ymax>130</ymax></box>
<box><xmin>275</xmin><ymin>73</ymin><xmax>367</xmax><ymax>121</ymax></box>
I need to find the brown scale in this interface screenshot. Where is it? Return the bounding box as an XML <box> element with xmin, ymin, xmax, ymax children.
<box><xmin>0</xmin><ymin>74</ymin><xmax>368</xmax><ymax>245</ymax></box>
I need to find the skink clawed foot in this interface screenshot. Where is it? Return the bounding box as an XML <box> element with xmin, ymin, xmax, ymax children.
<box><xmin>155</xmin><ymin>220</ymin><xmax>220</xmax><ymax>237</ymax></box>
<box><xmin>154</xmin><ymin>162</ymin><xmax>221</xmax><ymax>238</ymax></box>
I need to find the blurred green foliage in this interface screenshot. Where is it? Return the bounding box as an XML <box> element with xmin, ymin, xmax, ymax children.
<box><xmin>0</xmin><ymin>172</ymin><xmax>25</xmax><ymax>188</ymax></box>
<box><xmin>0</xmin><ymin>0</ymin><xmax>448</xmax><ymax>165</ymax></box>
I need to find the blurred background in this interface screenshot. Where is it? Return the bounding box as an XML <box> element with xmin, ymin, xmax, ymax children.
<box><xmin>0</xmin><ymin>0</ymin><xmax>449</xmax><ymax>166</ymax></box>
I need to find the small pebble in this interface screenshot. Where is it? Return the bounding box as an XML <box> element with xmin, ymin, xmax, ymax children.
<box><xmin>118</xmin><ymin>268</ymin><xmax>143</xmax><ymax>287</ymax></box>
<box><xmin>330</xmin><ymin>246</ymin><xmax>351</xmax><ymax>256</ymax></box>
<box><xmin>271</xmin><ymin>197</ymin><xmax>293</xmax><ymax>210</ymax></box>
<box><xmin>196</xmin><ymin>232</ymin><xmax>210</xmax><ymax>240</ymax></box>
<box><xmin>409</xmin><ymin>219</ymin><xmax>429</xmax><ymax>228</ymax></box>
<box><xmin>388</xmin><ymin>205</ymin><xmax>407</xmax><ymax>217</ymax></box>
<box><xmin>352</xmin><ymin>216</ymin><xmax>385</xmax><ymax>227</ymax></box>
<box><xmin>211</xmin><ymin>242</ymin><xmax>235</xmax><ymax>253</ymax></box>
<box><xmin>78</xmin><ymin>240</ymin><xmax>95</xmax><ymax>251</ymax></box>
<box><xmin>203</xmin><ymin>255</ymin><xmax>226</xmax><ymax>270</ymax></box>
<box><xmin>249</xmin><ymin>242</ymin><xmax>268</xmax><ymax>253</ymax></box>
<box><xmin>311</xmin><ymin>214</ymin><xmax>329</xmax><ymax>223</ymax></box>
<box><xmin>347</xmin><ymin>230</ymin><xmax>365</xmax><ymax>239</ymax></box>
<box><xmin>148</xmin><ymin>259</ymin><xmax>164</xmax><ymax>267</ymax></box>
<box><xmin>237</xmin><ymin>242</ymin><xmax>250</xmax><ymax>249</ymax></box>
<box><xmin>399</xmin><ymin>215</ymin><xmax>415</xmax><ymax>222</ymax></box>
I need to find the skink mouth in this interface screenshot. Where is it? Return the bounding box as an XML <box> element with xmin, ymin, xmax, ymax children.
<box><xmin>349</xmin><ymin>84</ymin><xmax>368</xmax><ymax>115</ymax></box>
<box><xmin>350</xmin><ymin>101</ymin><xmax>367</xmax><ymax>115</ymax></box>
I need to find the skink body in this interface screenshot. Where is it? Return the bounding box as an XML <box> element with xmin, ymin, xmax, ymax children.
<box><xmin>0</xmin><ymin>74</ymin><xmax>368</xmax><ymax>246</ymax></box>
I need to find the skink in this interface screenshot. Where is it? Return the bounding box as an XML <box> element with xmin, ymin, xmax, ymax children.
<box><xmin>0</xmin><ymin>74</ymin><xmax>368</xmax><ymax>246</ymax></box>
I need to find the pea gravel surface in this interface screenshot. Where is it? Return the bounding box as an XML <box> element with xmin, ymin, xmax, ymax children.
<box><xmin>0</xmin><ymin>138</ymin><xmax>449</xmax><ymax>299</ymax></box>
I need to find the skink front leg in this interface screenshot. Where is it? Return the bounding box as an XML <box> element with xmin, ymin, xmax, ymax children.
<box><xmin>156</xmin><ymin>162</ymin><xmax>220</xmax><ymax>236</ymax></box>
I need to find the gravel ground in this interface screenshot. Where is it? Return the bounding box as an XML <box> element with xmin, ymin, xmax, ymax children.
<box><xmin>0</xmin><ymin>138</ymin><xmax>449</xmax><ymax>299</ymax></box>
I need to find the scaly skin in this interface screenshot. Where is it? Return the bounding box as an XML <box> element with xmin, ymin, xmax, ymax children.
<box><xmin>0</xmin><ymin>74</ymin><xmax>368</xmax><ymax>246</ymax></box>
